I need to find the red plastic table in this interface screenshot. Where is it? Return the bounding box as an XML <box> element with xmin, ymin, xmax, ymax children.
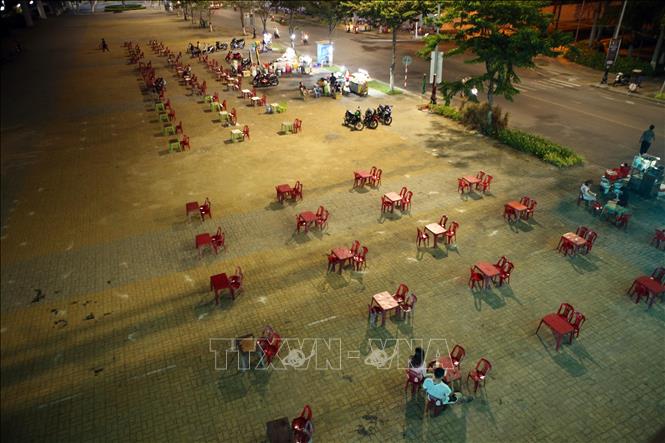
<box><xmin>332</xmin><ymin>247</ymin><xmax>354</xmax><ymax>273</ymax></box>
<box><xmin>536</xmin><ymin>313</ymin><xmax>575</xmax><ymax>351</ymax></box>
<box><xmin>275</xmin><ymin>184</ymin><xmax>292</xmax><ymax>203</ymax></box>
<box><xmin>298</xmin><ymin>211</ymin><xmax>317</xmax><ymax>232</ymax></box>
<box><xmin>425</xmin><ymin>223</ymin><xmax>446</xmax><ymax>247</ymax></box>
<box><xmin>635</xmin><ymin>276</ymin><xmax>665</xmax><ymax>307</ymax></box>
<box><xmin>196</xmin><ymin>233</ymin><xmax>212</xmax><ymax>257</ymax></box>
<box><xmin>506</xmin><ymin>201</ymin><xmax>528</xmax><ymax>219</ymax></box>
<box><xmin>462</xmin><ymin>175</ymin><xmax>482</xmax><ymax>190</ymax></box>
<box><xmin>186</xmin><ymin>201</ymin><xmax>199</xmax><ymax>221</ymax></box>
<box><xmin>210</xmin><ymin>273</ymin><xmax>230</xmax><ymax>304</ymax></box>
<box><xmin>429</xmin><ymin>356</ymin><xmax>462</xmax><ymax>384</ymax></box>
<box><xmin>383</xmin><ymin>192</ymin><xmax>402</xmax><ymax>212</ymax></box>
<box><xmin>354</xmin><ymin>170</ymin><xmax>373</xmax><ymax>187</ymax></box>
<box><xmin>474</xmin><ymin>262</ymin><xmax>501</xmax><ymax>289</ymax></box>
<box><xmin>371</xmin><ymin>291</ymin><xmax>400</xmax><ymax>326</ymax></box>
<box><xmin>561</xmin><ymin>232</ymin><xmax>587</xmax><ymax>256</ymax></box>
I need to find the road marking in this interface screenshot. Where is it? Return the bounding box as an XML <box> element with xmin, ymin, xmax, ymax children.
<box><xmin>601</xmin><ymin>95</ymin><xmax>617</xmax><ymax>101</ymax></box>
<box><xmin>547</xmin><ymin>78</ymin><xmax>581</xmax><ymax>87</ymax></box>
<box><xmin>130</xmin><ymin>364</ymin><xmax>177</xmax><ymax>380</ymax></box>
<box><xmin>307</xmin><ymin>316</ymin><xmax>337</xmax><ymax>326</ymax></box>
<box><xmin>38</xmin><ymin>394</ymin><xmax>81</xmax><ymax>409</ymax></box>
<box><xmin>625</xmin><ymin>100</ymin><xmax>635</xmax><ymax>105</ymax></box>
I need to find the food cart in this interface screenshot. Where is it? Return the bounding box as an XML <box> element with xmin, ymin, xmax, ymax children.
<box><xmin>349</xmin><ymin>69</ymin><xmax>370</xmax><ymax>97</ymax></box>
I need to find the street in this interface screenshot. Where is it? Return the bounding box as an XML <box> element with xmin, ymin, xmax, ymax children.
<box><xmin>211</xmin><ymin>8</ymin><xmax>664</xmax><ymax>168</ymax></box>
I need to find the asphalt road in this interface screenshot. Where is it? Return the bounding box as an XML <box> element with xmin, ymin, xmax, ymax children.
<box><xmin>209</xmin><ymin>8</ymin><xmax>664</xmax><ymax>168</ymax></box>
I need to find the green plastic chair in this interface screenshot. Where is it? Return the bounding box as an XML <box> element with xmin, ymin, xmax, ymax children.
<box><xmin>159</xmin><ymin>113</ymin><xmax>169</xmax><ymax>123</ymax></box>
<box><xmin>163</xmin><ymin>124</ymin><xmax>176</xmax><ymax>136</ymax></box>
<box><xmin>204</xmin><ymin>94</ymin><xmax>214</xmax><ymax>103</ymax></box>
<box><xmin>276</xmin><ymin>102</ymin><xmax>287</xmax><ymax>113</ymax></box>
<box><xmin>155</xmin><ymin>102</ymin><xmax>165</xmax><ymax>112</ymax></box>
<box><xmin>168</xmin><ymin>140</ymin><xmax>180</xmax><ymax>153</ymax></box>
<box><xmin>210</xmin><ymin>102</ymin><xmax>221</xmax><ymax>112</ymax></box>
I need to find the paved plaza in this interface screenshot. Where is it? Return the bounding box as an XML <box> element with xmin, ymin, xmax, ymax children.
<box><xmin>1</xmin><ymin>8</ymin><xmax>664</xmax><ymax>443</ymax></box>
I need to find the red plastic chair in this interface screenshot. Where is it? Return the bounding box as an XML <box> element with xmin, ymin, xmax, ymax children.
<box><xmin>519</xmin><ymin>196</ymin><xmax>530</xmax><ymax>206</ymax></box>
<box><xmin>381</xmin><ymin>196</ymin><xmax>393</xmax><ymax>213</ymax></box>
<box><xmin>476</xmin><ymin>170</ymin><xmax>486</xmax><ymax>180</ymax></box>
<box><xmin>404</xmin><ymin>368</ymin><xmax>423</xmax><ymax>395</ymax></box>
<box><xmin>229</xmin><ymin>107</ymin><xmax>237</xmax><ymax>125</ymax></box>
<box><xmin>494</xmin><ymin>256</ymin><xmax>508</xmax><ymax>269</ymax></box>
<box><xmin>353</xmin><ymin>246</ymin><xmax>368</xmax><ymax>271</ymax></box>
<box><xmin>522</xmin><ymin>200</ymin><xmax>537</xmax><ymax>220</ymax></box>
<box><xmin>164</xmin><ymin>98</ymin><xmax>172</xmax><ymax>111</ymax></box>
<box><xmin>468</xmin><ymin>267</ymin><xmax>483</xmax><ymax>290</ymax></box>
<box><xmin>497</xmin><ymin>261</ymin><xmax>514</xmax><ymax>286</ymax></box>
<box><xmin>614</xmin><ymin>213</ymin><xmax>631</xmax><ymax>230</ymax></box>
<box><xmin>259</xmin><ymin>95</ymin><xmax>267</xmax><ymax>106</ymax></box>
<box><xmin>291</xmin><ymin>181</ymin><xmax>303</xmax><ymax>201</ymax></box>
<box><xmin>652</xmin><ymin>267</ymin><xmax>665</xmax><ymax>284</ymax></box>
<box><xmin>350</xmin><ymin>240</ymin><xmax>360</xmax><ymax>256</ymax></box>
<box><xmin>467</xmin><ymin>358</ymin><xmax>492</xmax><ymax>393</ymax></box>
<box><xmin>229</xmin><ymin>266</ymin><xmax>244</xmax><ymax>299</ymax></box>
<box><xmin>293</xmin><ymin>118</ymin><xmax>302</xmax><ymax>134</ymax></box>
<box><xmin>556</xmin><ymin>302</ymin><xmax>575</xmax><ymax>322</ymax></box>
<box><xmin>221</xmin><ymin>99</ymin><xmax>227</xmax><ymax>111</ymax></box>
<box><xmin>257</xmin><ymin>325</ymin><xmax>281</xmax><ymax>365</ymax></box>
<box><xmin>199</xmin><ymin>198</ymin><xmax>212</xmax><ymax>221</ymax></box>
<box><xmin>211</xmin><ymin>227</ymin><xmax>225</xmax><ymax>253</ymax></box>
<box><xmin>478</xmin><ymin>175</ymin><xmax>493</xmax><ymax>193</ymax></box>
<box><xmin>400</xmin><ymin>293</ymin><xmax>417</xmax><ymax>319</ymax></box>
<box><xmin>450</xmin><ymin>344</ymin><xmax>466</xmax><ymax>369</ymax></box>
<box><xmin>557</xmin><ymin>237</ymin><xmax>575</xmax><ymax>256</ymax></box>
<box><xmin>180</xmin><ymin>134</ymin><xmax>191</xmax><ymax>151</ymax></box>
<box><xmin>168</xmin><ymin>108</ymin><xmax>176</xmax><ymax>122</ymax></box>
<box><xmin>315</xmin><ymin>209</ymin><xmax>329</xmax><ymax>230</ymax></box>
<box><xmin>457</xmin><ymin>178</ymin><xmax>470</xmax><ymax>194</ymax></box>
<box><xmin>327</xmin><ymin>251</ymin><xmax>339</xmax><ymax>272</ymax></box>
<box><xmin>369</xmin><ymin>168</ymin><xmax>382</xmax><ymax>187</ymax></box>
<box><xmin>438</xmin><ymin>215</ymin><xmax>448</xmax><ymax>229</ymax></box>
<box><xmin>503</xmin><ymin>204</ymin><xmax>517</xmax><ymax>222</ymax></box>
<box><xmin>627</xmin><ymin>280</ymin><xmax>651</xmax><ymax>305</ymax></box>
<box><xmin>576</xmin><ymin>226</ymin><xmax>589</xmax><ymax>237</ymax></box>
<box><xmin>399</xmin><ymin>186</ymin><xmax>408</xmax><ymax>197</ymax></box>
<box><xmin>316</xmin><ymin>206</ymin><xmax>325</xmax><ymax>217</ymax></box>
<box><xmin>242</xmin><ymin>125</ymin><xmax>250</xmax><ymax>140</ymax></box>
<box><xmin>175</xmin><ymin>120</ymin><xmax>183</xmax><ymax>134</ymax></box>
<box><xmin>369</xmin><ymin>166</ymin><xmax>377</xmax><ymax>177</ymax></box>
<box><xmin>394</xmin><ymin>283</ymin><xmax>409</xmax><ymax>302</ymax></box>
<box><xmin>650</xmin><ymin>229</ymin><xmax>665</xmax><ymax>249</ymax></box>
<box><xmin>401</xmin><ymin>191</ymin><xmax>413</xmax><ymax>212</ymax></box>
<box><xmin>417</xmin><ymin>227</ymin><xmax>430</xmax><ymax>248</ymax></box>
<box><xmin>570</xmin><ymin>311</ymin><xmax>585</xmax><ymax>338</ymax></box>
<box><xmin>444</xmin><ymin>222</ymin><xmax>459</xmax><ymax>245</ymax></box>
<box><xmin>295</xmin><ymin>214</ymin><xmax>309</xmax><ymax>233</ymax></box>
<box><xmin>582</xmin><ymin>231</ymin><xmax>597</xmax><ymax>254</ymax></box>
<box><xmin>291</xmin><ymin>405</ymin><xmax>313</xmax><ymax>443</ymax></box>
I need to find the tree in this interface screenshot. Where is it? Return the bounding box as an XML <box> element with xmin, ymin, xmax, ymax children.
<box><xmin>273</xmin><ymin>0</ymin><xmax>305</xmax><ymax>36</ymax></box>
<box><xmin>252</xmin><ymin>0</ymin><xmax>273</xmax><ymax>34</ymax></box>
<box><xmin>306</xmin><ymin>1</ymin><xmax>349</xmax><ymax>43</ymax></box>
<box><xmin>419</xmin><ymin>0</ymin><xmax>570</xmax><ymax>134</ymax></box>
<box><xmin>230</xmin><ymin>0</ymin><xmax>253</xmax><ymax>34</ymax></box>
<box><xmin>344</xmin><ymin>0</ymin><xmax>434</xmax><ymax>92</ymax></box>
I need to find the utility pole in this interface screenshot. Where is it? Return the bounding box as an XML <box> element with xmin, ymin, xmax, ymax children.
<box><xmin>601</xmin><ymin>0</ymin><xmax>628</xmax><ymax>84</ymax></box>
<box><xmin>574</xmin><ymin>0</ymin><xmax>585</xmax><ymax>42</ymax></box>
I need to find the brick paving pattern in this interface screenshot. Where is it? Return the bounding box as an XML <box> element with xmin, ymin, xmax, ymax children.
<box><xmin>1</xmin><ymin>8</ymin><xmax>664</xmax><ymax>443</ymax></box>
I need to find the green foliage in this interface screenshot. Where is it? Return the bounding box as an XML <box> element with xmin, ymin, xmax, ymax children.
<box><xmin>430</xmin><ymin>104</ymin><xmax>462</xmax><ymax>121</ymax></box>
<box><xmin>564</xmin><ymin>42</ymin><xmax>654</xmax><ymax>76</ymax></box>
<box><xmin>305</xmin><ymin>1</ymin><xmax>350</xmax><ymax>40</ymax></box>
<box><xmin>104</xmin><ymin>4</ymin><xmax>145</xmax><ymax>12</ymax></box>
<box><xmin>461</xmin><ymin>103</ymin><xmax>508</xmax><ymax>134</ymax></box>
<box><xmin>497</xmin><ymin>129</ymin><xmax>583</xmax><ymax>168</ymax></box>
<box><xmin>655</xmin><ymin>92</ymin><xmax>665</xmax><ymax>101</ymax></box>
<box><xmin>419</xmin><ymin>0</ymin><xmax>570</xmax><ymax>106</ymax></box>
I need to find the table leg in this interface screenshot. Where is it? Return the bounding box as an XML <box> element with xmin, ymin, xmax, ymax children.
<box><xmin>381</xmin><ymin>311</ymin><xmax>387</xmax><ymax>326</ymax></box>
<box><xmin>555</xmin><ymin>333</ymin><xmax>562</xmax><ymax>351</ymax></box>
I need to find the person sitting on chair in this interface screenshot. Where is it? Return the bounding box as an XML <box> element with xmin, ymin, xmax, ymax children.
<box><xmin>579</xmin><ymin>180</ymin><xmax>597</xmax><ymax>205</ymax></box>
<box><xmin>408</xmin><ymin>347</ymin><xmax>427</xmax><ymax>380</ymax></box>
<box><xmin>423</xmin><ymin>367</ymin><xmax>452</xmax><ymax>408</ymax></box>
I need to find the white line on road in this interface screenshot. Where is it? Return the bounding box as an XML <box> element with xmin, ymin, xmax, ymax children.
<box><xmin>600</xmin><ymin>95</ymin><xmax>617</xmax><ymax>101</ymax></box>
<box><xmin>547</xmin><ymin>78</ymin><xmax>581</xmax><ymax>87</ymax></box>
<box><xmin>130</xmin><ymin>364</ymin><xmax>177</xmax><ymax>380</ymax></box>
<box><xmin>307</xmin><ymin>316</ymin><xmax>337</xmax><ymax>327</ymax></box>
<box><xmin>625</xmin><ymin>100</ymin><xmax>635</xmax><ymax>105</ymax></box>
<box><xmin>38</xmin><ymin>394</ymin><xmax>81</xmax><ymax>409</ymax></box>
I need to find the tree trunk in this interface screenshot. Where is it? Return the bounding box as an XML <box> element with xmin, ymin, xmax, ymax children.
<box><xmin>288</xmin><ymin>9</ymin><xmax>295</xmax><ymax>36</ymax></box>
<box><xmin>22</xmin><ymin>3</ymin><xmax>34</xmax><ymax>27</ymax></box>
<box><xmin>589</xmin><ymin>1</ymin><xmax>601</xmax><ymax>43</ymax></box>
<box><xmin>486</xmin><ymin>65</ymin><xmax>495</xmax><ymax>134</ymax></box>
<box><xmin>651</xmin><ymin>24</ymin><xmax>664</xmax><ymax>69</ymax></box>
<box><xmin>261</xmin><ymin>16</ymin><xmax>268</xmax><ymax>34</ymax></box>
<box><xmin>390</xmin><ymin>27</ymin><xmax>397</xmax><ymax>91</ymax></box>
<box><xmin>36</xmin><ymin>0</ymin><xmax>47</xmax><ymax>19</ymax></box>
<box><xmin>239</xmin><ymin>7</ymin><xmax>245</xmax><ymax>31</ymax></box>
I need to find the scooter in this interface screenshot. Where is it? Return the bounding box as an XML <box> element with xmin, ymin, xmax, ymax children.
<box><xmin>363</xmin><ymin>108</ymin><xmax>379</xmax><ymax>129</ymax></box>
<box><xmin>252</xmin><ymin>72</ymin><xmax>279</xmax><ymax>87</ymax></box>
<box><xmin>225</xmin><ymin>51</ymin><xmax>243</xmax><ymax>63</ymax></box>
<box><xmin>216</xmin><ymin>41</ymin><xmax>228</xmax><ymax>51</ymax></box>
<box><xmin>376</xmin><ymin>105</ymin><xmax>393</xmax><ymax>125</ymax></box>
<box><xmin>302</xmin><ymin>33</ymin><xmax>309</xmax><ymax>45</ymax></box>
<box><xmin>612</xmin><ymin>72</ymin><xmax>629</xmax><ymax>86</ymax></box>
<box><xmin>343</xmin><ymin>110</ymin><xmax>364</xmax><ymax>131</ymax></box>
<box><xmin>230</xmin><ymin>37</ymin><xmax>245</xmax><ymax>49</ymax></box>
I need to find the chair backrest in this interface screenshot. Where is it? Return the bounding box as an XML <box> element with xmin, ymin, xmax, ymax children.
<box><xmin>557</xmin><ymin>303</ymin><xmax>575</xmax><ymax>321</ymax></box>
<box><xmin>576</xmin><ymin>226</ymin><xmax>589</xmax><ymax>237</ymax></box>
<box><xmin>293</xmin><ymin>180</ymin><xmax>301</xmax><ymax>193</ymax></box>
<box><xmin>243</xmin><ymin>125</ymin><xmax>250</xmax><ymax>135</ymax></box>
<box><xmin>475</xmin><ymin>358</ymin><xmax>492</xmax><ymax>378</ymax></box>
<box><xmin>469</xmin><ymin>267</ymin><xmax>481</xmax><ymax>278</ymax></box>
<box><xmin>203</xmin><ymin>197</ymin><xmax>211</xmax><ymax>210</ymax></box>
<box><xmin>321</xmin><ymin>210</ymin><xmax>329</xmax><ymax>222</ymax></box>
<box><xmin>400</xmin><ymin>186</ymin><xmax>407</xmax><ymax>197</ymax></box>
<box><xmin>404</xmin><ymin>191</ymin><xmax>413</xmax><ymax>202</ymax></box>
<box><xmin>235</xmin><ymin>266</ymin><xmax>243</xmax><ymax>282</ymax></box>
<box><xmin>395</xmin><ymin>283</ymin><xmax>409</xmax><ymax>298</ymax></box>
<box><xmin>652</xmin><ymin>267</ymin><xmax>665</xmax><ymax>284</ymax></box>
<box><xmin>476</xmin><ymin>170</ymin><xmax>486</xmax><ymax>180</ymax></box>
<box><xmin>528</xmin><ymin>200</ymin><xmax>537</xmax><ymax>211</ymax></box>
<box><xmin>215</xmin><ymin>226</ymin><xmax>222</xmax><ymax>237</ymax></box>
<box><xmin>405</xmin><ymin>292</ymin><xmax>416</xmax><ymax>307</ymax></box>
<box><xmin>222</xmin><ymin>99</ymin><xmax>227</xmax><ymax>110</ymax></box>
<box><xmin>439</xmin><ymin>215</ymin><xmax>448</xmax><ymax>228</ymax></box>
<box><xmin>357</xmin><ymin>246</ymin><xmax>368</xmax><ymax>259</ymax></box>
<box><xmin>298</xmin><ymin>404</ymin><xmax>312</xmax><ymax>422</ymax></box>
<box><xmin>484</xmin><ymin>175</ymin><xmax>493</xmax><ymax>185</ymax></box>
<box><xmin>502</xmin><ymin>261</ymin><xmax>514</xmax><ymax>275</ymax></box>
<box><xmin>450</xmin><ymin>344</ymin><xmax>465</xmax><ymax>365</ymax></box>
<box><xmin>350</xmin><ymin>240</ymin><xmax>360</xmax><ymax>254</ymax></box>
<box><xmin>495</xmin><ymin>256</ymin><xmax>507</xmax><ymax>269</ymax></box>
<box><xmin>586</xmin><ymin>231</ymin><xmax>598</xmax><ymax>245</ymax></box>
<box><xmin>316</xmin><ymin>206</ymin><xmax>325</xmax><ymax>217</ymax></box>
<box><xmin>448</xmin><ymin>221</ymin><xmax>459</xmax><ymax>234</ymax></box>
<box><xmin>519</xmin><ymin>196</ymin><xmax>530</xmax><ymax>205</ymax></box>
<box><xmin>369</xmin><ymin>166</ymin><xmax>377</xmax><ymax>176</ymax></box>
<box><xmin>570</xmin><ymin>312</ymin><xmax>585</xmax><ymax>331</ymax></box>
<box><xmin>374</xmin><ymin>169</ymin><xmax>382</xmax><ymax>179</ymax></box>
<box><xmin>457</xmin><ymin>178</ymin><xmax>465</xmax><ymax>187</ymax></box>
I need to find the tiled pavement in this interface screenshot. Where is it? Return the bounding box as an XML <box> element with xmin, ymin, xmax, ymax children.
<box><xmin>1</xmin><ymin>9</ymin><xmax>664</xmax><ymax>443</ymax></box>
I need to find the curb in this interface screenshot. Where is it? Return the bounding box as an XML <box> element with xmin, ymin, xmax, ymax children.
<box><xmin>590</xmin><ymin>83</ymin><xmax>665</xmax><ymax>106</ymax></box>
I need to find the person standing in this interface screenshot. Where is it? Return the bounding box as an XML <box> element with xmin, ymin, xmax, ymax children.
<box><xmin>639</xmin><ymin>124</ymin><xmax>655</xmax><ymax>155</ymax></box>
<box><xmin>101</xmin><ymin>38</ymin><xmax>109</xmax><ymax>52</ymax></box>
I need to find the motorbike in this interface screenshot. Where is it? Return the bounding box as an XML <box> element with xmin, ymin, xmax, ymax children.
<box><xmin>225</xmin><ymin>51</ymin><xmax>243</xmax><ymax>62</ymax></box>
<box><xmin>612</xmin><ymin>72</ymin><xmax>629</xmax><ymax>86</ymax></box>
<box><xmin>216</xmin><ymin>41</ymin><xmax>228</xmax><ymax>51</ymax></box>
<box><xmin>363</xmin><ymin>109</ymin><xmax>379</xmax><ymax>129</ymax></box>
<box><xmin>252</xmin><ymin>72</ymin><xmax>279</xmax><ymax>87</ymax></box>
<box><xmin>376</xmin><ymin>105</ymin><xmax>393</xmax><ymax>125</ymax></box>
<box><xmin>627</xmin><ymin>69</ymin><xmax>643</xmax><ymax>93</ymax></box>
<box><xmin>230</xmin><ymin>38</ymin><xmax>245</xmax><ymax>49</ymax></box>
<box><xmin>154</xmin><ymin>77</ymin><xmax>166</xmax><ymax>94</ymax></box>
<box><xmin>230</xmin><ymin>58</ymin><xmax>252</xmax><ymax>76</ymax></box>
<box><xmin>343</xmin><ymin>110</ymin><xmax>364</xmax><ymax>131</ymax></box>
<box><xmin>302</xmin><ymin>33</ymin><xmax>309</xmax><ymax>45</ymax></box>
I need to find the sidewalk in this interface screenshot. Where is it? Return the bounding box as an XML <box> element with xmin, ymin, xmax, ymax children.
<box><xmin>1</xmin><ymin>8</ymin><xmax>664</xmax><ymax>443</ymax></box>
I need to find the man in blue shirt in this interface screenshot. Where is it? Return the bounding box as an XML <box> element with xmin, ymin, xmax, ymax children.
<box><xmin>639</xmin><ymin>124</ymin><xmax>655</xmax><ymax>155</ymax></box>
<box><xmin>423</xmin><ymin>367</ymin><xmax>452</xmax><ymax>407</ymax></box>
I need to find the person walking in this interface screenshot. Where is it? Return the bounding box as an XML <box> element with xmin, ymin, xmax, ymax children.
<box><xmin>101</xmin><ymin>38</ymin><xmax>110</xmax><ymax>52</ymax></box>
<box><xmin>639</xmin><ymin>124</ymin><xmax>655</xmax><ymax>155</ymax></box>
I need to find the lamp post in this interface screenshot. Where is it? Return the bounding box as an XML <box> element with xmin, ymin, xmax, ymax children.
<box><xmin>601</xmin><ymin>0</ymin><xmax>628</xmax><ymax>84</ymax></box>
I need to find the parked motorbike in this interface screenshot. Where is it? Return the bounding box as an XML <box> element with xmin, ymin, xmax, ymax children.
<box><xmin>230</xmin><ymin>37</ymin><xmax>245</xmax><ymax>49</ymax></box>
<box><xmin>225</xmin><ymin>51</ymin><xmax>243</xmax><ymax>62</ymax></box>
<box><xmin>252</xmin><ymin>72</ymin><xmax>279</xmax><ymax>87</ymax></box>
<box><xmin>612</xmin><ymin>72</ymin><xmax>629</xmax><ymax>86</ymax></box>
<box><xmin>376</xmin><ymin>105</ymin><xmax>393</xmax><ymax>125</ymax></box>
<box><xmin>628</xmin><ymin>69</ymin><xmax>643</xmax><ymax>93</ymax></box>
<box><xmin>363</xmin><ymin>108</ymin><xmax>379</xmax><ymax>129</ymax></box>
<box><xmin>230</xmin><ymin>58</ymin><xmax>252</xmax><ymax>75</ymax></box>
<box><xmin>302</xmin><ymin>33</ymin><xmax>309</xmax><ymax>45</ymax></box>
<box><xmin>216</xmin><ymin>41</ymin><xmax>228</xmax><ymax>51</ymax></box>
<box><xmin>343</xmin><ymin>110</ymin><xmax>364</xmax><ymax>131</ymax></box>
